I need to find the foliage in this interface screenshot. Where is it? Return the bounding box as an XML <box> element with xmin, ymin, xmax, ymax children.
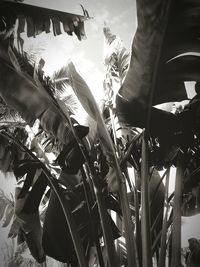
<box><xmin>0</xmin><ymin>188</ymin><xmax>14</xmax><ymax>228</ymax></box>
<box><xmin>0</xmin><ymin>1</ymin><xmax>200</xmax><ymax>267</ymax></box>
<box><xmin>0</xmin><ymin>0</ymin><xmax>89</xmax><ymax>41</ymax></box>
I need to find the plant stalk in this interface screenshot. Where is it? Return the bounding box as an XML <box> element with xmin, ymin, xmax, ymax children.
<box><xmin>170</xmin><ymin>152</ymin><xmax>183</xmax><ymax>267</ymax></box>
<box><xmin>158</xmin><ymin>168</ymin><xmax>170</xmax><ymax>267</ymax></box>
<box><xmin>141</xmin><ymin>131</ymin><xmax>153</xmax><ymax>267</ymax></box>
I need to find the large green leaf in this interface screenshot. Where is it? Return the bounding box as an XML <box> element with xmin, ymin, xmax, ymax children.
<box><xmin>67</xmin><ymin>62</ymin><xmax>120</xmax><ymax>168</ymax></box>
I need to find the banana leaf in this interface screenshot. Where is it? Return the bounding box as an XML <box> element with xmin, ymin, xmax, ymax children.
<box><xmin>66</xmin><ymin>62</ymin><xmax>138</xmax><ymax>267</ymax></box>
<box><xmin>0</xmin><ymin>52</ymin><xmax>84</xmax><ymax>145</ymax></box>
<box><xmin>0</xmin><ymin>0</ymin><xmax>89</xmax><ymax>40</ymax></box>
<box><xmin>119</xmin><ymin>0</ymin><xmax>200</xmax><ymax>112</ymax></box>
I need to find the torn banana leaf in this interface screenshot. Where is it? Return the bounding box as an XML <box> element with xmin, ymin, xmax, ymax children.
<box><xmin>0</xmin><ymin>0</ymin><xmax>89</xmax><ymax>40</ymax></box>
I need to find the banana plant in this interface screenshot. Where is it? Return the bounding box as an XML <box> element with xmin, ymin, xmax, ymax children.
<box><xmin>0</xmin><ymin>1</ymin><xmax>200</xmax><ymax>267</ymax></box>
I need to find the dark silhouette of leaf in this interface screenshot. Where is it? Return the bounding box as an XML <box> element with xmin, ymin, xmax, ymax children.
<box><xmin>14</xmin><ymin>161</ymin><xmax>41</xmax><ymax>178</ymax></box>
<box><xmin>186</xmin><ymin>238</ymin><xmax>200</xmax><ymax>267</ymax></box>
<box><xmin>119</xmin><ymin>0</ymin><xmax>200</xmax><ymax>110</ymax></box>
<box><xmin>17</xmin><ymin>168</ymin><xmax>37</xmax><ymax>199</ymax></box>
<box><xmin>0</xmin><ymin>0</ymin><xmax>89</xmax><ymax>40</ymax></box>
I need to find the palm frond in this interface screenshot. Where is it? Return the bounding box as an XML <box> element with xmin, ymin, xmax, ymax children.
<box><xmin>52</xmin><ymin>66</ymin><xmax>70</xmax><ymax>94</ymax></box>
<box><xmin>0</xmin><ymin>96</ymin><xmax>23</xmax><ymax>122</ymax></box>
<box><xmin>61</xmin><ymin>94</ymin><xmax>79</xmax><ymax>114</ymax></box>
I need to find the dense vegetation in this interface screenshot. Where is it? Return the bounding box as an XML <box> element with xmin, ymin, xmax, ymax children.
<box><xmin>0</xmin><ymin>0</ymin><xmax>200</xmax><ymax>267</ymax></box>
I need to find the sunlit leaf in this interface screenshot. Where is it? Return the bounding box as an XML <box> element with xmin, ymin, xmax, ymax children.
<box><xmin>52</xmin><ymin>66</ymin><xmax>70</xmax><ymax>94</ymax></box>
<box><xmin>2</xmin><ymin>204</ymin><xmax>14</xmax><ymax>227</ymax></box>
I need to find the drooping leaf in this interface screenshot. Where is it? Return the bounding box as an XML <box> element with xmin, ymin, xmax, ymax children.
<box><xmin>14</xmin><ymin>186</ymin><xmax>46</xmax><ymax>263</ymax></box>
<box><xmin>0</xmin><ymin>52</ymin><xmax>75</xmax><ymax>145</ymax></box>
<box><xmin>0</xmin><ymin>0</ymin><xmax>89</xmax><ymax>40</ymax></box>
<box><xmin>119</xmin><ymin>0</ymin><xmax>200</xmax><ymax>111</ymax></box>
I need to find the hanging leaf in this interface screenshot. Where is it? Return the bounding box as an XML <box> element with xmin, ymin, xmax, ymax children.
<box><xmin>14</xmin><ymin>187</ymin><xmax>46</xmax><ymax>263</ymax></box>
<box><xmin>119</xmin><ymin>0</ymin><xmax>200</xmax><ymax>113</ymax></box>
<box><xmin>0</xmin><ymin>0</ymin><xmax>89</xmax><ymax>40</ymax></box>
<box><xmin>0</xmin><ymin>51</ymin><xmax>87</xmax><ymax>145</ymax></box>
